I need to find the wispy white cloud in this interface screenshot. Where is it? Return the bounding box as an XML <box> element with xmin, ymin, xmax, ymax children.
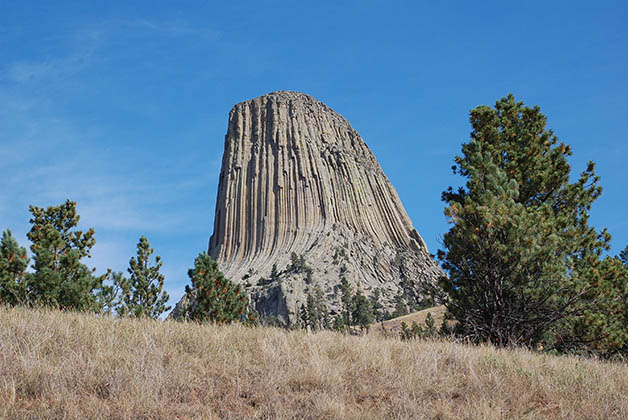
<box><xmin>5</xmin><ymin>154</ymin><xmax>214</xmax><ymax>232</ymax></box>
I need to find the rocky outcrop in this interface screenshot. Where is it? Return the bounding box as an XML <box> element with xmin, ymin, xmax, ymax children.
<box><xmin>172</xmin><ymin>91</ymin><xmax>443</xmax><ymax>324</ymax></box>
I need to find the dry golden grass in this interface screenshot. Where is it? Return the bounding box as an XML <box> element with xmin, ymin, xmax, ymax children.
<box><xmin>1</xmin><ymin>306</ymin><xmax>627</xmax><ymax>420</ymax></box>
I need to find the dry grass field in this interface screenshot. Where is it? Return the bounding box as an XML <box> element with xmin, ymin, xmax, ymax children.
<box><xmin>1</xmin><ymin>306</ymin><xmax>627</xmax><ymax>420</ymax></box>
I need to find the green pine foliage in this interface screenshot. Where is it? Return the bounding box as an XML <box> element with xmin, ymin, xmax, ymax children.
<box><xmin>391</xmin><ymin>292</ymin><xmax>408</xmax><ymax>318</ymax></box>
<box><xmin>400</xmin><ymin>321</ymin><xmax>411</xmax><ymax>340</ymax></box>
<box><xmin>619</xmin><ymin>245</ymin><xmax>628</xmax><ymax>265</ymax></box>
<box><xmin>116</xmin><ymin>236</ymin><xmax>170</xmax><ymax>319</ymax></box>
<box><xmin>439</xmin><ymin>94</ymin><xmax>619</xmax><ymax>351</ymax></box>
<box><xmin>339</xmin><ymin>277</ymin><xmax>354</xmax><ymax>325</ymax></box>
<box><xmin>298</xmin><ymin>288</ymin><xmax>330</xmax><ymax>330</ymax></box>
<box><xmin>305</xmin><ymin>293</ymin><xmax>319</xmax><ymax>328</ymax></box>
<box><xmin>400</xmin><ymin>321</ymin><xmax>424</xmax><ymax>340</ymax></box>
<box><xmin>351</xmin><ymin>289</ymin><xmax>374</xmax><ymax>331</ymax></box>
<box><xmin>26</xmin><ymin>200</ymin><xmax>106</xmax><ymax>311</ymax></box>
<box><xmin>183</xmin><ymin>252</ymin><xmax>254</xmax><ymax>325</ymax></box>
<box><xmin>334</xmin><ymin>278</ymin><xmax>376</xmax><ymax>330</ymax></box>
<box><xmin>270</xmin><ymin>263</ymin><xmax>280</xmax><ymax>282</ymax></box>
<box><xmin>287</xmin><ymin>252</ymin><xmax>313</xmax><ymax>283</ymax></box>
<box><xmin>369</xmin><ymin>288</ymin><xmax>385</xmax><ymax>322</ymax></box>
<box><xmin>550</xmin><ymin>253</ymin><xmax>628</xmax><ymax>356</ymax></box>
<box><xmin>332</xmin><ymin>315</ymin><xmax>345</xmax><ymax>331</ymax></box>
<box><xmin>424</xmin><ymin>312</ymin><xmax>437</xmax><ymax>337</ymax></box>
<box><xmin>0</xmin><ymin>230</ymin><xmax>30</xmax><ymax>306</ymax></box>
<box><xmin>400</xmin><ymin>313</ymin><xmax>439</xmax><ymax>341</ymax></box>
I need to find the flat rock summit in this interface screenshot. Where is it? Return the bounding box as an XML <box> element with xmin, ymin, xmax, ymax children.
<box><xmin>173</xmin><ymin>91</ymin><xmax>443</xmax><ymax>324</ymax></box>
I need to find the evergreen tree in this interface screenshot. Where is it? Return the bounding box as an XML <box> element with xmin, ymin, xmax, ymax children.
<box><xmin>551</xmin><ymin>255</ymin><xmax>628</xmax><ymax>356</ymax></box>
<box><xmin>322</xmin><ymin>307</ymin><xmax>331</xmax><ymax>330</ymax></box>
<box><xmin>270</xmin><ymin>263</ymin><xmax>279</xmax><ymax>282</ymax></box>
<box><xmin>619</xmin><ymin>245</ymin><xmax>628</xmax><ymax>266</ymax></box>
<box><xmin>424</xmin><ymin>312</ymin><xmax>437</xmax><ymax>337</ymax></box>
<box><xmin>288</xmin><ymin>252</ymin><xmax>304</xmax><ymax>272</ymax></box>
<box><xmin>183</xmin><ymin>252</ymin><xmax>253</xmax><ymax>324</ymax></box>
<box><xmin>305</xmin><ymin>293</ymin><xmax>319</xmax><ymax>329</ymax></box>
<box><xmin>313</xmin><ymin>287</ymin><xmax>330</xmax><ymax>329</ymax></box>
<box><xmin>439</xmin><ymin>95</ymin><xmax>612</xmax><ymax>348</ymax></box>
<box><xmin>339</xmin><ymin>277</ymin><xmax>354</xmax><ymax>325</ymax></box>
<box><xmin>0</xmin><ymin>230</ymin><xmax>30</xmax><ymax>306</ymax></box>
<box><xmin>400</xmin><ymin>321</ymin><xmax>413</xmax><ymax>340</ymax></box>
<box><xmin>351</xmin><ymin>289</ymin><xmax>374</xmax><ymax>330</ymax></box>
<box><xmin>391</xmin><ymin>292</ymin><xmax>408</xmax><ymax>318</ymax></box>
<box><xmin>411</xmin><ymin>321</ymin><xmax>423</xmax><ymax>339</ymax></box>
<box><xmin>26</xmin><ymin>200</ymin><xmax>106</xmax><ymax>311</ymax></box>
<box><xmin>117</xmin><ymin>236</ymin><xmax>170</xmax><ymax>318</ymax></box>
<box><xmin>547</xmin><ymin>245</ymin><xmax>628</xmax><ymax>356</ymax></box>
<box><xmin>332</xmin><ymin>315</ymin><xmax>345</xmax><ymax>331</ymax></box>
<box><xmin>439</xmin><ymin>316</ymin><xmax>453</xmax><ymax>335</ymax></box>
<box><xmin>369</xmin><ymin>288</ymin><xmax>385</xmax><ymax>322</ymax></box>
<box><xmin>299</xmin><ymin>288</ymin><xmax>329</xmax><ymax>330</ymax></box>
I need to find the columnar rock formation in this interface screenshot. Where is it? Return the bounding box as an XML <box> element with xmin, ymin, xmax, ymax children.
<box><xmin>174</xmin><ymin>91</ymin><xmax>443</xmax><ymax>324</ymax></box>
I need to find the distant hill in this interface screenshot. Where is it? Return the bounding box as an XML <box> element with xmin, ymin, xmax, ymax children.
<box><xmin>2</xmin><ymin>306</ymin><xmax>626</xmax><ymax>419</ymax></box>
<box><xmin>369</xmin><ymin>305</ymin><xmax>449</xmax><ymax>337</ymax></box>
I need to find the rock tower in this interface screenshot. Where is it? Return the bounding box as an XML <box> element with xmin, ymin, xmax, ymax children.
<box><xmin>173</xmin><ymin>91</ymin><xmax>443</xmax><ymax>324</ymax></box>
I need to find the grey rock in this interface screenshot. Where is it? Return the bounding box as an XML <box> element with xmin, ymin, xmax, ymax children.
<box><xmin>171</xmin><ymin>91</ymin><xmax>444</xmax><ymax>325</ymax></box>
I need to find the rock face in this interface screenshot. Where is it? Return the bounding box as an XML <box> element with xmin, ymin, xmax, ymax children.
<box><xmin>173</xmin><ymin>91</ymin><xmax>443</xmax><ymax>324</ymax></box>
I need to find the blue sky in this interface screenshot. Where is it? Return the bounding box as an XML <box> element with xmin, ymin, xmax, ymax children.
<box><xmin>1</xmin><ymin>1</ymin><xmax>627</xmax><ymax>311</ymax></box>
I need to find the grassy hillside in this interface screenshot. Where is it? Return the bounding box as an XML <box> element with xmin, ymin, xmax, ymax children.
<box><xmin>1</xmin><ymin>307</ymin><xmax>627</xmax><ymax>419</ymax></box>
<box><xmin>369</xmin><ymin>305</ymin><xmax>449</xmax><ymax>337</ymax></box>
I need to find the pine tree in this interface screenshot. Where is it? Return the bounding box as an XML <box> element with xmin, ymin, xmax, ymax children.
<box><xmin>306</xmin><ymin>293</ymin><xmax>320</xmax><ymax>329</ymax></box>
<box><xmin>352</xmin><ymin>289</ymin><xmax>374</xmax><ymax>331</ymax></box>
<box><xmin>439</xmin><ymin>95</ymin><xmax>612</xmax><ymax>348</ymax></box>
<box><xmin>0</xmin><ymin>230</ymin><xmax>30</xmax><ymax>306</ymax></box>
<box><xmin>183</xmin><ymin>252</ymin><xmax>252</xmax><ymax>324</ymax></box>
<box><xmin>117</xmin><ymin>236</ymin><xmax>170</xmax><ymax>319</ymax></box>
<box><xmin>553</xmin><ymin>255</ymin><xmax>628</xmax><ymax>356</ymax></box>
<box><xmin>391</xmin><ymin>292</ymin><xmax>408</xmax><ymax>318</ymax></box>
<box><xmin>411</xmin><ymin>321</ymin><xmax>423</xmax><ymax>339</ymax></box>
<box><xmin>369</xmin><ymin>288</ymin><xmax>385</xmax><ymax>322</ymax></box>
<box><xmin>313</xmin><ymin>287</ymin><xmax>329</xmax><ymax>329</ymax></box>
<box><xmin>26</xmin><ymin>200</ymin><xmax>106</xmax><ymax>311</ymax></box>
<box><xmin>322</xmin><ymin>308</ymin><xmax>331</xmax><ymax>330</ymax></box>
<box><xmin>424</xmin><ymin>312</ymin><xmax>437</xmax><ymax>337</ymax></box>
<box><xmin>332</xmin><ymin>315</ymin><xmax>345</xmax><ymax>331</ymax></box>
<box><xmin>400</xmin><ymin>321</ymin><xmax>412</xmax><ymax>340</ymax></box>
<box><xmin>270</xmin><ymin>263</ymin><xmax>279</xmax><ymax>282</ymax></box>
<box><xmin>339</xmin><ymin>277</ymin><xmax>354</xmax><ymax>325</ymax></box>
<box><xmin>619</xmin><ymin>245</ymin><xmax>628</xmax><ymax>266</ymax></box>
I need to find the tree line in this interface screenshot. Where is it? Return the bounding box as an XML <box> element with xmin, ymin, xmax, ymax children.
<box><xmin>0</xmin><ymin>200</ymin><xmax>253</xmax><ymax>323</ymax></box>
<box><xmin>277</xmin><ymin>252</ymin><xmax>428</xmax><ymax>332</ymax></box>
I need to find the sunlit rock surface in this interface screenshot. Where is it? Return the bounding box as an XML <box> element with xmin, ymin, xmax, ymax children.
<box><xmin>172</xmin><ymin>91</ymin><xmax>443</xmax><ymax>324</ymax></box>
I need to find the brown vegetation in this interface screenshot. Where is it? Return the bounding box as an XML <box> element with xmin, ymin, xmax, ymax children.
<box><xmin>1</xmin><ymin>306</ymin><xmax>627</xmax><ymax>419</ymax></box>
